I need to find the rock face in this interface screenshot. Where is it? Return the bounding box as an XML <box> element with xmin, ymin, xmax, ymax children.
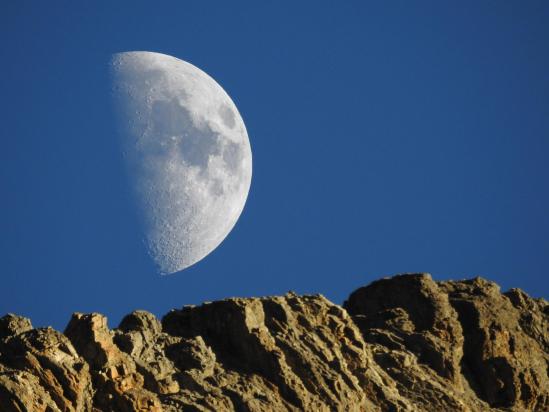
<box><xmin>0</xmin><ymin>274</ymin><xmax>547</xmax><ymax>411</ymax></box>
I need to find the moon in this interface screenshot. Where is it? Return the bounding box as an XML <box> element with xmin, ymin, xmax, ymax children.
<box><xmin>111</xmin><ymin>51</ymin><xmax>252</xmax><ymax>275</ymax></box>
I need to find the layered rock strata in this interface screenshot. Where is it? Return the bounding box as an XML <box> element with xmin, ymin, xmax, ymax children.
<box><xmin>0</xmin><ymin>273</ymin><xmax>547</xmax><ymax>411</ymax></box>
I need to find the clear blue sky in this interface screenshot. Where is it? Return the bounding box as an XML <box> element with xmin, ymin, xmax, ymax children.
<box><xmin>1</xmin><ymin>2</ymin><xmax>548</xmax><ymax>331</ymax></box>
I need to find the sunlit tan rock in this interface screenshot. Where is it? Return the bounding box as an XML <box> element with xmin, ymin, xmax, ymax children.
<box><xmin>1</xmin><ymin>274</ymin><xmax>547</xmax><ymax>411</ymax></box>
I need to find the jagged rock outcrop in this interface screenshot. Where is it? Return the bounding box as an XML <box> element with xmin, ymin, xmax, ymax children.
<box><xmin>0</xmin><ymin>274</ymin><xmax>547</xmax><ymax>411</ymax></box>
<box><xmin>0</xmin><ymin>314</ymin><xmax>92</xmax><ymax>411</ymax></box>
<box><xmin>344</xmin><ymin>274</ymin><xmax>549</xmax><ymax>411</ymax></box>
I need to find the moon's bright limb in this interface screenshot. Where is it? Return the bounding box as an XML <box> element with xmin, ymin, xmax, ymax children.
<box><xmin>111</xmin><ymin>51</ymin><xmax>252</xmax><ymax>274</ymax></box>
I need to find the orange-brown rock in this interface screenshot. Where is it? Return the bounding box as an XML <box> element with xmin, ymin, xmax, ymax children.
<box><xmin>0</xmin><ymin>274</ymin><xmax>547</xmax><ymax>411</ymax></box>
<box><xmin>0</xmin><ymin>315</ymin><xmax>92</xmax><ymax>411</ymax></box>
<box><xmin>64</xmin><ymin>313</ymin><xmax>161</xmax><ymax>411</ymax></box>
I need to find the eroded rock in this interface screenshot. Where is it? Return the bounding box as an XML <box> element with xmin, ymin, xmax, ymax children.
<box><xmin>0</xmin><ymin>274</ymin><xmax>547</xmax><ymax>411</ymax></box>
<box><xmin>440</xmin><ymin>278</ymin><xmax>549</xmax><ymax>410</ymax></box>
<box><xmin>0</xmin><ymin>314</ymin><xmax>33</xmax><ymax>342</ymax></box>
<box><xmin>65</xmin><ymin>312</ymin><xmax>161</xmax><ymax>412</ymax></box>
<box><xmin>0</xmin><ymin>321</ymin><xmax>91</xmax><ymax>411</ymax></box>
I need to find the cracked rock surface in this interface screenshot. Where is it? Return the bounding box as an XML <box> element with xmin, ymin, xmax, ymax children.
<box><xmin>1</xmin><ymin>274</ymin><xmax>547</xmax><ymax>411</ymax></box>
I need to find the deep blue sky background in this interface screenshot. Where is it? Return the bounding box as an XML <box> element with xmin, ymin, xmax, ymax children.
<box><xmin>1</xmin><ymin>2</ymin><xmax>548</xmax><ymax>331</ymax></box>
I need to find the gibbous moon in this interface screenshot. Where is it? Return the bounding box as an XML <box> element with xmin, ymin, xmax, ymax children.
<box><xmin>111</xmin><ymin>51</ymin><xmax>252</xmax><ymax>274</ymax></box>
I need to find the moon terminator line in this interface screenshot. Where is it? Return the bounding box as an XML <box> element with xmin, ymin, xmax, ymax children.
<box><xmin>111</xmin><ymin>51</ymin><xmax>252</xmax><ymax>274</ymax></box>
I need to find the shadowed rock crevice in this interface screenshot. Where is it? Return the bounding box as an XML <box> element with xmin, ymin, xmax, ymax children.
<box><xmin>1</xmin><ymin>273</ymin><xmax>548</xmax><ymax>411</ymax></box>
<box><xmin>440</xmin><ymin>278</ymin><xmax>549</xmax><ymax>410</ymax></box>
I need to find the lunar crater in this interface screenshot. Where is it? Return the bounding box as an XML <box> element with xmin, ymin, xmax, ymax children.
<box><xmin>218</xmin><ymin>104</ymin><xmax>236</xmax><ymax>129</ymax></box>
<box><xmin>112</xmin><ymin>51</ymin><xmax>252</xmax><ymax>274</ymax></box>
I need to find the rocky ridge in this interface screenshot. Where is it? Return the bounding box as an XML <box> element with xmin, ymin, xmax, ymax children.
<box><xmin>0</xmin><ymin>273</ymin><xmax>547</xmax><ymax>411</ymax></box>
